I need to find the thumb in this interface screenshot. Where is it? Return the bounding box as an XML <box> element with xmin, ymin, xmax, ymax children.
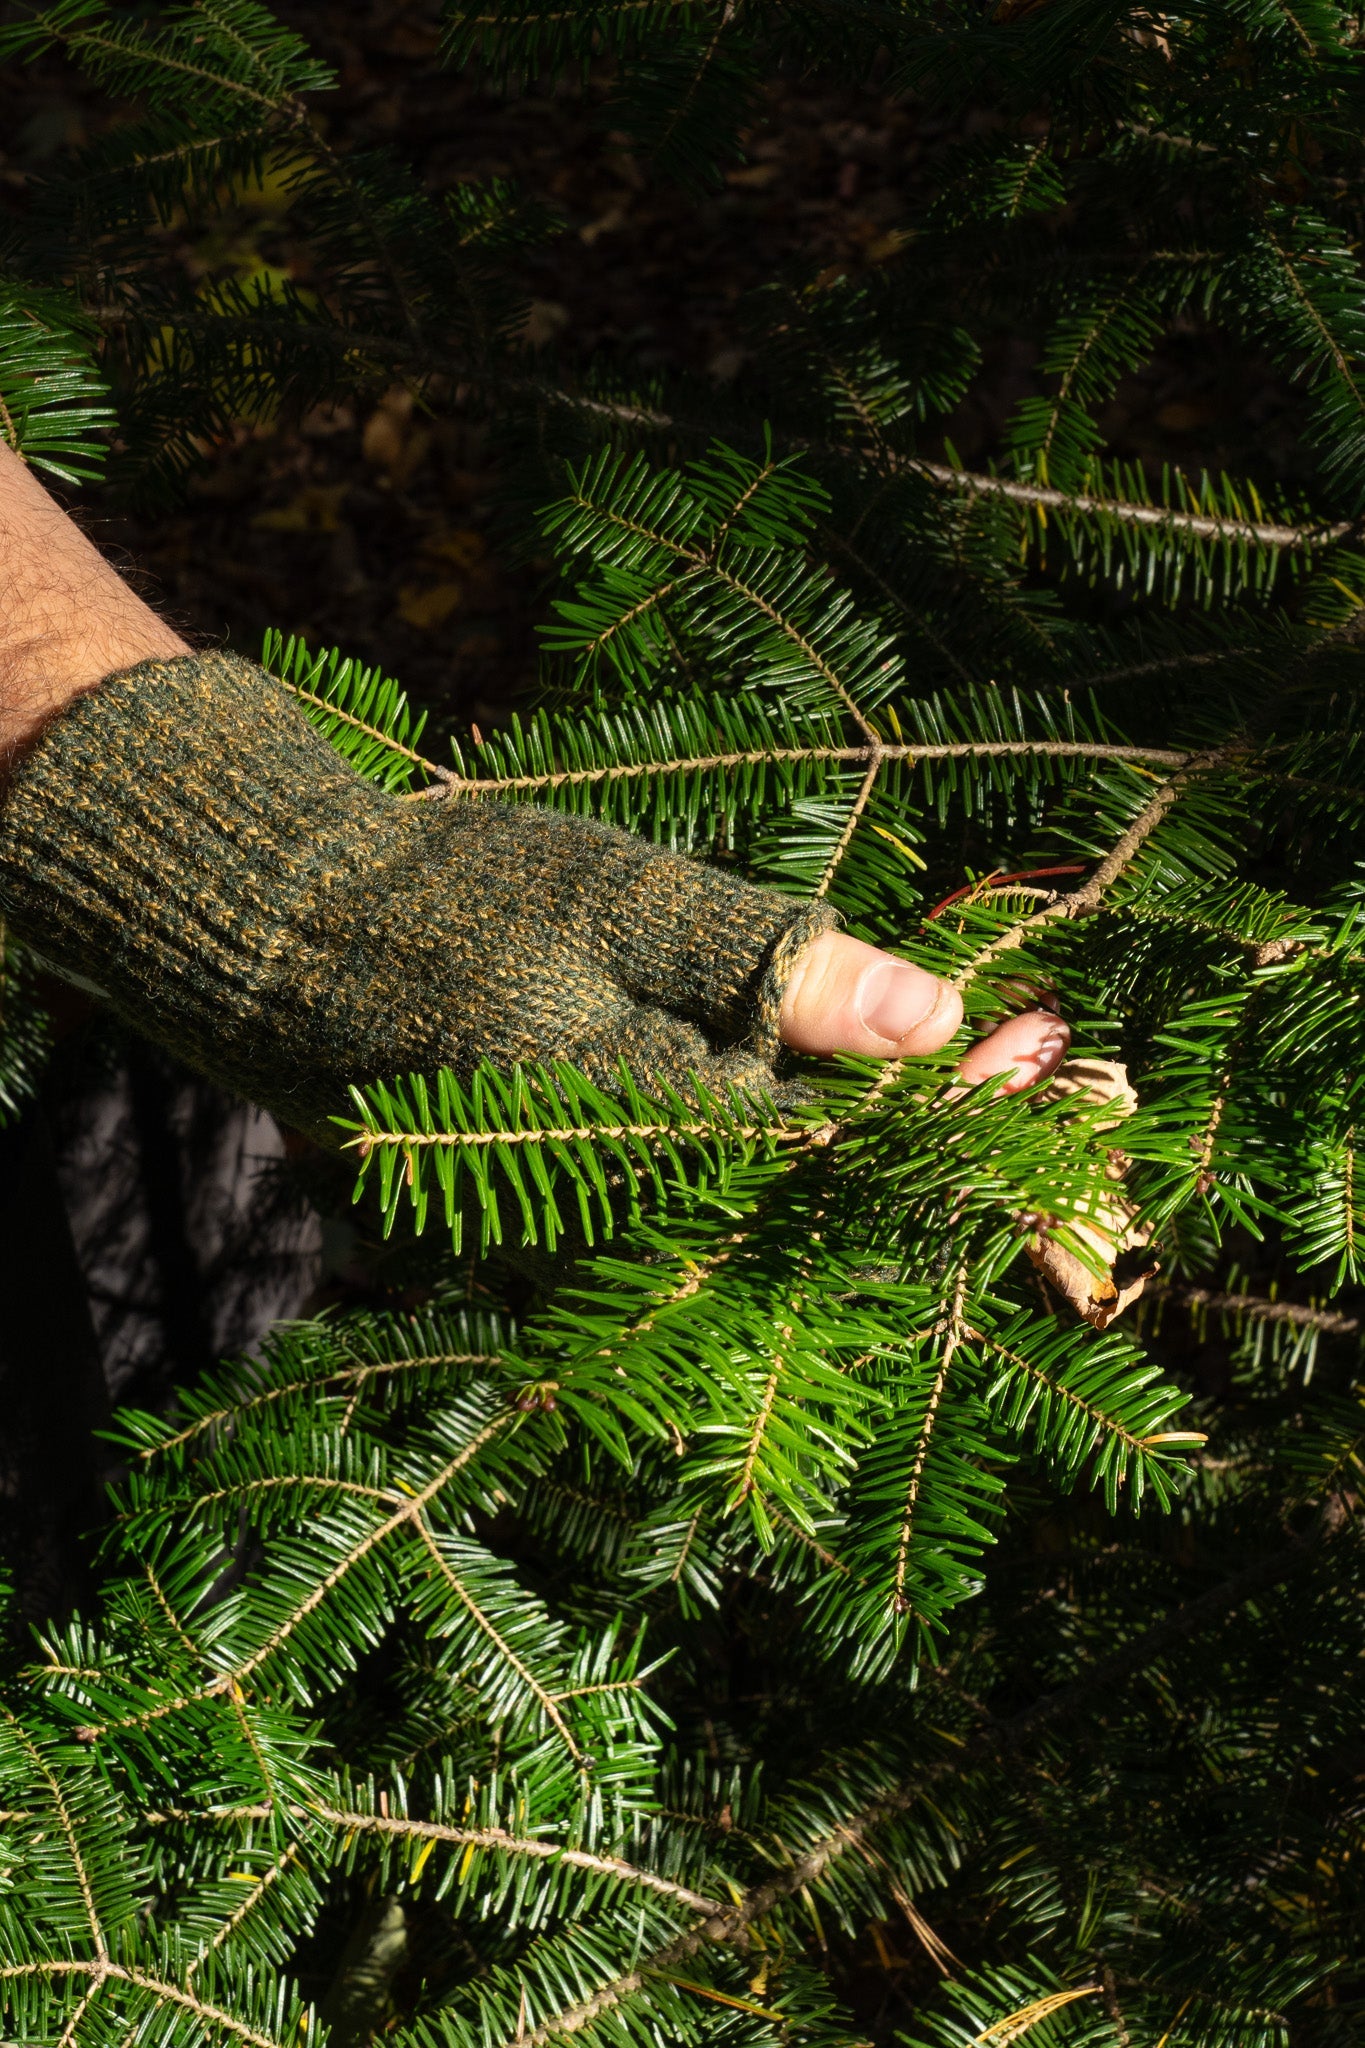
<box><xmin>778</xmin><ymin>932</ymin><xmax>964</xmax><ymax>1058</ymax></box>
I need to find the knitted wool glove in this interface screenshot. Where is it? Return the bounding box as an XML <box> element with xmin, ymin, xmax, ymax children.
<box><xmin>0</xmin><ymin>651</ymin><xmax>834</xmax><ymax>1140</ymax></box>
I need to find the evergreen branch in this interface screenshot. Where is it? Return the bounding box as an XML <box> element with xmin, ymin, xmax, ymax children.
<box><xmin>736</xmin><ymin>1510</ymin><xmax>1346</xmax><ymax>1931</ymax></box>
<box><xmin>487</xmin><ymin>1507</ymin><xmax>1344</xmax><ymax>2048</ymax></box>
<box><xmin>893</xmin><ymin>1274</ymin><xmax>966</xmax><ymax>1615</ymax></box>
<box><xmin>76</xmin><ymin>1416</ymin><xmax>514</xmax><ymax>1740</ymax></box>
<box><xmin>732</xmin><ymin>1367</ymin><xmax>781</xmax><ymax>1507</ymax></box>
<box><xmin>576</xmin><ymin>577</ymin><xmax>686</xmax><ymax>665</ymax></box>
<box><xmin>630</xmin><ymin>1233</ymin><xmax>746</xmax><ymax>1334</ymax></box>
<box><xmin>301</xmin><ymin>133</ymin><xmax>427</xmax><ymax>347</ymax></box>
<box><xmin>814</xmin><ymin>750</ymin><xmax>884</xmax><ymax>898</ymax></box>
<box><xmin>536</xmin><ymin>378</ymin><xmax>1354</xmax><ymax>552</ymax></box>
<box><xmin>44</xmin><ymin>26</ymin><xmax>282</xmax><ymax>110</ymax></box>
<box><xmin>450</xmin><ymin>370</ymin><xmax>1351</xmax><ymax>555</ymax></box>
<box><xmin>955</xmin><ymin>745</ymin><xmax>1236</xmax><ymax>990</ymax></box>
<box><xmin>553</xmin><ymin>466</ymin><xmax>882</xmax><ymax>735</ymax></box>
<box><xmin>74</xmin><ymin>286</ymin><xmax>1355</xmax><ymax>558</ymax></box>
<box><xmin>504</xmin><ymin>1934</ymin><xmax>703</xmax><ymax>2048</ymax></box>
<box><xmin>649</xmin><ymin>0</ymin><xmax>740</xmax><ymax>175</ymax></box>
<box><xmin>53</xmin><ymin>1977</ymin><xmax>102</xmax><ymax>2048</ymax></box>
<box><xmin>144</xmin><ymin>1804</ymin><xmax>275</xmax><ymax>1824</ymax></box>
<box><xmin>452</xmin><ymin>0</ymin><xmax>703</xmax><ymax>29</ymax></box>
<box><xmin>679</xmin><ymin>555</ymin><xmax>879</xmax><ymax>739</ymax></box>
<box><xmin>278</xmin><ymin>678</ymin><xmax>445</xmax><ymax>779</ymax></box>
<box><xmin>710</xmin><ymin>451</ymin><xmax>779</xmax><ymax>551</ymax></box>
<box><xmin>168</xmin><ymin>1473</ymin><xmax>399</xmax><ymax>1513</ymax></box>
<box><xmin>498</xmin><ymin>1510</ymin><xmax>1348</xmax><ymax>2048</ymax></box>
<box><xmin>342</xmin><ymin>1061</ymin><xmax>828</xmax><ymax>1249</ymax></box>
<box><xmin>1263</xmin><ymin>222</ymin><xmax>1365</xmax><ymax>418</ymax></box>
<box><xmin>221</xmin><ymin>1681</ymin><xmax>284</xmax><ymax>1810</ymax></box>
<box><xmin>0</xmin><ymin>295</ymin><xmax>114</xmax><ymax>482</ymax></box>
<box><xmin>770</xmin><ymin>1506</ymin><xmax>854</xmax><ymax>1578</ymax></box>
<box><xmin>407</xmin><ymin>1520</ymin><xmax>585</xmax><ymax>1763</ymax></box>
<box><xmin>350</xmin><ymin>1114</ymin><xmax>799</xmax><ymax>1154</ymax></box>
<box><xmin>308</xmin><ymin>1805</ymin><xmax>725</xmax><ymax>1915</ymax></box>
<box><xmin>971</xmin><ymin>1331</ymin><xmax>1166</xmax><ymax>1462</ymax></box>
<box><xmin>548</xmin><ymin>1678</ymin><xmax>648</xmax><ymax>1702</ymax></box>
<box><xmin>667</xmin><ymin>1507</ymin><xmax>705</xmax><ymax>1582</ymax></box>
<box><xmin>9</xmin><ymin>11</ymin><xmax>1365</xmax><ymax>2033</ymax></box>
<box><xmin>452</xmin><ymin>739</ymin><xmax>1190</xmax><ymax>797</ymax></box>
<box><xmin>1155</xmin><ymin>1287</ymin><xmax>1360</xmax><ymax>1336</ymax></box>
<box><xmin>1</xmin><ymin>1709</ymin><xmax>108</xmax><ymax>1962</ymax></box>
<box><xmin>142</xmin><ymin>1561</ymin><xmax>201</xmax><ymax>1662</ymax></box>
<box><xmin>262</xmin><ymin>631</ymin><xmax>448</xmax><ymax>795</ymax></box>
<box><xmin>986</xmin><ymin>1500</ymin><xmax>1349</xmax><ymax>1752</ymax></box>
<box><xmin>0</xmin><ymin>1961</ymin><xmax>288</xmax><ymax>2048</ymax></box>
<box><xmin>184</xmin><ymin>1844</ymin><xmax>300</xmax><ymax>1985</ymax></box>
<box><xmin>138</xmin><ymin>1349</ymin><xmax>500</xmax><ymax>1464</ymax></box>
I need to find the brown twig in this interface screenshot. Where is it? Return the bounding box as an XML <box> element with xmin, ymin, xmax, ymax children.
<box><xmin>1154</xmin><ymin>1286</ymin><xmax>1360</xmax><ymax>1337</ymax></box>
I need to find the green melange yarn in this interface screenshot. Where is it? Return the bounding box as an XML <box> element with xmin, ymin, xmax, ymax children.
<box><xmin>0</xmin><ymin>651</ymin><xmax>835</xmax><ymax>1140</ymax></box>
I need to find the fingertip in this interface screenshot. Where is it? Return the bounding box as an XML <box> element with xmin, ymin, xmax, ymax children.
<box><xmin>957</xmin><ymin>1009</ymin><xmax>1071</xmax><ymax>1091</ymax></box>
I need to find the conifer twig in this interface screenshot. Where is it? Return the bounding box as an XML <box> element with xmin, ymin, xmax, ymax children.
<box><xmin>451</xmin><ymin>738</ymin><xmax>1190</xmax><ymax>798</ymax></box>
<box><xmin>911</xmin><ymin>462</ymin><xmax>1354</xmax><ymax>551</ymax></box>
<box><xmin>953</xmin><ymin>744</ymin><xmax>1236</xmax><ymax>989</ymax></box>
<box><xmin>1153</xmin><ymin>1287</ymin><xmax>1360</xmax><ymax>1336</ymax></box>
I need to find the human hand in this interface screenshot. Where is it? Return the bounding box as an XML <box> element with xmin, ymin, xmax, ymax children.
<box><xmin>779</xmin><ymin>931</ymin><xmax>1069</xmax><ymax>1091</ymax></box>
<box><xmin>0</xmin><ymin>444</ymin><xmax>1068</xmax><ymax>1129</ymax></box>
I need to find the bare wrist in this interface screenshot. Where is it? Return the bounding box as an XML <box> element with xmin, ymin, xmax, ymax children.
<box><xmin>0</xmin><ymin>444</ymin><xmax>188</xmax><ymax>754</ymax></box>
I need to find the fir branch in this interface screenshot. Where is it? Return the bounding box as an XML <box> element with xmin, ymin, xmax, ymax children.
<box><xmin>445</xmin><ymin>368</ymin><xmax>1354</xmax><ymax>558</ymax></box>
<box><xmin>406</xmin><ymin>1519</ymin><xmax>586</xmax><ymax>1763</ymax></box>
<box><xmin>1154</xmin><ymin>1287</ymin><xmax>1360</xmax><ymax>1337</ymax></box>
<box><xmin>184</xmin><ymin>1843</ymin><xmax>300</xmax><ymax>1986</ymax></box>
<box><xmin>279</xmin><ymin>678</ymin><xmax>445</xmax><ymax>779</ymax></box>
<box><xmin>7</xmin><ymin>11</ymin><xmax>1365</xmax><ymax>2036</ymax></box>
<box><xmin>955</xmin><ymin>744</ymin><xmax>1236</xmax><ymax>991</ymax></box>
<box><xmin>350</xmin><ymin>1114</ymin><xmax>798</xmax><ymax>1154</ymax></box>
<box><xmin>449</xmin><ymin>737</ymin><xmax>1190</xmax><ymax>798</ymax></box>
<box><xmin>308</xmin><ymin>1805</ymin><xmax>725</xmax><ymax>1915</ymax></box>
<box><xmin>724</xmin><ymin>1506</ymin><xmax>1346</xmax><ymax>1935</ymax></box>
<box><xmin>814</xmin><ymin>750</ymin><xmax>884</xmax><ymax>898</ymax></box>
<box><xmin>912</xmin><ymin>461</ymin><xmax>1351</xmax><ymax>551</ymax></box>
<box><xmin>467</xmin><ymin>1509</ymin><xmax>1344</xmax><ymax>2047</ymax></box>
<box><xmin>137</xmin><ymin>1345</ymin><xmax>500</xmax><ymax>1465</ymax></box>
<box><xmin>75</xmin><ymin>1414</ymin><xmax>515</xmax><ymax>1741</ymax></box>
<box><xmin>971</xmin><ymin>1328</ymin><xmax>1194</xmax><ymax>1468</ymax></box>
<box><xmin>0</xmin><ymin>1710</ymin><xmax>108</xmax><ymax>1961</ymax></box>
<box><xmin>0</xmin><ymin>1961</ymin><xmax>288</xmax><ymax>2048</ymax></box>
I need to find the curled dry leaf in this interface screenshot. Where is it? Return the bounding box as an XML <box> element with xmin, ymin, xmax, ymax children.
<box><xmin>1024</xmin><ymin>1058</ymin><xmax>1157</xmax><ymax>1331</ymax></box>
<box><xmin>1036</xmin><ymin>1056</ymin><xmax>1139</xmax><ymax>1127</ymax></box>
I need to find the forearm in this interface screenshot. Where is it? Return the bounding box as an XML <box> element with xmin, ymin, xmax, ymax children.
<box><xmin>0</xmin><ymin>443</ymin><xmax>187</xmax><ymax>757</ymax></box>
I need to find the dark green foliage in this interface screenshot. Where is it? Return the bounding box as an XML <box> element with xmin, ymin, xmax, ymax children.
<box><xmin>0</xmin><ymin>935</ymin><xmax>52</xmax><ymax>1125</ymax></box>
<box><xmin>0</xmin><ymin>1</ymin><xmax>1363</xmax><ymax>2043</ymax></box>
<box><xmin>0</xmin><ymin>287</ymin><xmax>111</xmax><ymax>480</ymax></box>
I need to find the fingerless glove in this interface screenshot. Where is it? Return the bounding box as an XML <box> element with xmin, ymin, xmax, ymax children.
<box><xmin>0</xmin><ymin>652</ymin><xmax>832</xmax><ymax>1140</ymax></box>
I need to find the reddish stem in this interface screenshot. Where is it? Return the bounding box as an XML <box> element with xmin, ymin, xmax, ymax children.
<box><xmin>923</xmin><ymin>863</ymin><xmax>1087</xmax><ymax>927</ymax></box>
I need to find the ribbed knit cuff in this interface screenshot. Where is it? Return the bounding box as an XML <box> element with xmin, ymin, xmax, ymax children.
<box><xmin>0</xmin><ymin>652</ymin><xmax>835</xmax><ymax>1137</ymax></box>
